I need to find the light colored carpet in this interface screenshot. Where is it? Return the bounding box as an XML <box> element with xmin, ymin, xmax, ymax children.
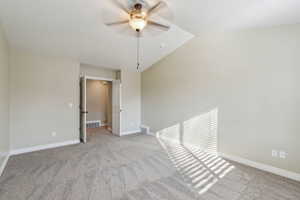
<box><xmin>0</xmin><ymin>129</ymin><xmax>299</xmax><ymax>200</ymax></box>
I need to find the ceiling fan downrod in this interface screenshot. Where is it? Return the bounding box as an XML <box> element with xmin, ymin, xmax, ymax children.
<box><xmin>136</xmin><ymin>30</ymin><xmax>140</xmax><ymax>71</ymax></box>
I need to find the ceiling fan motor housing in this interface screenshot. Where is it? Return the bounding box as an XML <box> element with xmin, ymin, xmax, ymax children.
<box><xmin>129</xmin><ymin>0</ymin><xmax>148</xmax><ymax>9</ymax></box>
<box><xmin>130</xmin><ymin>2</ymin><xmax>147</xmax><ymax>32</ymax></box>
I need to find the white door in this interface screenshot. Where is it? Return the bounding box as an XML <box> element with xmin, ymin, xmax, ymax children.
<box><xmin>112</xmin><ymin>80</ymin><xmax>121</xmax><ymax>136</ymax></box>
<box><xmin>80</xmin><ymin>76</ymin><xmax>87</xmax><ymax>143</ymax></box>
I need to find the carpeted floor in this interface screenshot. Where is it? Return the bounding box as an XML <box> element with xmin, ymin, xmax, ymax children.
<box><xmin>0</xmin><ymin>128</ymin><xmax>299</xmax><ymax>200</ymax></box>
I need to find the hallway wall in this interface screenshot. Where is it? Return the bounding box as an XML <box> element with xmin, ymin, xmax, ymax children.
<box><xmin>120</xmin><ymin>70</ymin><xmax>141</xmax><ymax>134</ymax></box>
<box><xmin>86</xmin><ymin>80</ymin><xmax>112</xmax><ymax>126</ymax></box>
<box><xmin>0</xmin><ymin>23</ymin><xmax>10</xmax><ymax>171</ymax></box>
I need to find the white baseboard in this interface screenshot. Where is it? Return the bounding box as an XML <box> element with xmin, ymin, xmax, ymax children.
<box><xmin>86</xmin><ymin>120</ymin><xmax>107</xmax><ymax>127</ymax></box>
<box><xmin>10</xmin><ymin>140</ymin><xmax>80</xmax><ymax>155</ymax></box>
<box><xmin>121</xmin><ymin>129</ymin><xmax>141</xmax><ymax>136</ymax></box>
<box><xmin>140</xmin><ymin>125</ymin><xmax>150</xmax><ymax>134</ymax></box>
<box><xmin>0</xmin><ymin>152</ymin><xmax>10</xmax><ymax>177</ymax></box>
<box><xmin>157</xmin><ymin>134</ymin><xmax>300</xmax><ymax>182</ymax></box>
<box><xmin>148</xmin><ymin>132</ymin><xmax>157</xmax><ymax>137</ymax></box>
<box><xmin>220</xmin><ymin>153</ymin><xmax>300</xmax><ymax>182</ymax></box>
<box><xmin>86</xmin><ymin>120</ymin><xmax>101</xmax><ymax>124</ymax></box>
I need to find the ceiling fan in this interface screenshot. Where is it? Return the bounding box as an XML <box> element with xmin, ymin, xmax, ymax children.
<box><xmin>103</xmin><ymin>0</ymin><xmax>173</xmax><ymax>71</ymax></box>
<box><xmin>104</xmin><ymin>0</ymin><xmax>172</xmax><ymax>36</ymax></box>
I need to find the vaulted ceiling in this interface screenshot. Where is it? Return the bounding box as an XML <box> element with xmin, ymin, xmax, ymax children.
<box><xmin>0</xmin><ymin>0</ymin><xmax>300</xmax><ymax>71</ymax></box>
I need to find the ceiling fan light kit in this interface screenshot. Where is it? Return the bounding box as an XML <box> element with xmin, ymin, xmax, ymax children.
<box><xmin>105</xmin><ymin>0</ymin><xmax>172</xmax><ymax>70</ymax></box>
<box><xmin>129</xmin><ymin>3</ymin><xmax>147</xmax><ymax>32</ymax></box>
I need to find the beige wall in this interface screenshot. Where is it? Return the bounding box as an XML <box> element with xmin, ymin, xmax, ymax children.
<box><xmin>121</xmin><ymin>70</ymin><xmax>141</xmax><ymax>134</ymax></box>
<box><xmin>86</xmin><ymin>80</ymin><xmax>112</xmax><ymax>126</ymax></box>
<box><xmin>0</xmin><ymin>24</ymin><xmax>9</xmax><ymax>164</ymax></box>
<box><xmin>80</xmin><ymin>64</ymin><xmax>116</xmax><ymax>79</ymax></box>
<box><xmin>10</xmin><ymin>50</ymin><xmax>80</xmax><ymax>150</ymax></box>
<box><xmin>142</xmin><ymin>24</ymin><xmax>300</xmax><ymax>174</ymax></box>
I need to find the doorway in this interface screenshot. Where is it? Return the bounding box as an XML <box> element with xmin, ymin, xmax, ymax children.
<box><xmin>80</xmin><ymin>76</ymin><xmax>121</xmax><ymax>143</ymax></box>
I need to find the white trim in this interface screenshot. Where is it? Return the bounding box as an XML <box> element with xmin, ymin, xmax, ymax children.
<box><xmin>220</xmin><ymin>153</ymin><xmax>300</xmax><ymax>182</ymax></box>
<box><xmin>157</xmin><ymin>134</ymin><xmax>300</xmax><ymax>181</ymax></box>
<box><xmin>10</xmin><ymin>140</ymin><xmax>80</xmax><ymax>155</ymax></box>
<box><xmin>121</xmin><ymin>129</ymin><xmax>141</xmax><ymax>136</ymax></box>
<box><xmin>140</xmin><ymin>125</ymin><xmax>150</xmax><ymax>135</ymax></box>
<box><xmin>112</xmin><ymin>80</ymin><xmax>122</xmax><ymax>136</ymax></box>
<box><xmin>140</xmin><ymin>125</ymin><xmax>156</xmax><ymax>137</ymax></box>
<box><xmin>148</xmin><ymin>132</ymin><xmax>157</xmax><ymax>137</ymax></box>
<box><xmin>86</xmin><ymin>120</ymin><xmax>101</xmax><ymax>124</ymax></box>
<box><xmin>0</xmin><ymin>152</ymin><xmax>9</xmax><ymax>177</ymax></box>
<box><xmin>86</xmin><ymin>120</ymin><xmax>107</xmax><ymax>127</ymax></box>
<box><xmin>81</xmin><ymin>74</ymin><xmax>119</xmax><ymax>140</ymax></box>
<box><xmin>84</xmin><ymin>75</ymin><xmax>114</xmax><ymax>81</ymax></box>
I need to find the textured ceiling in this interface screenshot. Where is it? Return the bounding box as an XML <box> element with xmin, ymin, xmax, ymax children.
<box><xmin>0</xmin><ymin>0</ymin><xmax>299</xmax><ymax>71</ymax></box>
<box><xmin>172</xmin><ymin>0</ymin><xmax>300</xmax><ymax>34</ymax></box>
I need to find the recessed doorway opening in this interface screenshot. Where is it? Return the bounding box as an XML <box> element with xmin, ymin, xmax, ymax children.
<box><xmin>80</xmin><ymin>76</ymin><xmax>121</xmax><ymax>143</ymax></box>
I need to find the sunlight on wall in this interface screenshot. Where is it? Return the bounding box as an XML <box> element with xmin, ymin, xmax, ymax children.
<box><xmin>156</xmin><ymin>108</ymin><xmax>218</xmax><ymax>154</ymax></box>
<box><xmin>158</xmin><ymin>138</ymin><xmax>235</xmax><ymax>195</ymax></box>
<box><xmin>156</xmin><ymin>124</ymin><xmax>180</xmax><ymax>142</ymax></box>
<box><xmin>154</xmin><ymin>108</ymin><xmax>231</xmax><ymax>195</ymax></box>
<box><xmin>183</xmin><ymin>108</ymin><xmax>218</xmax><ymax>154</ymax></box>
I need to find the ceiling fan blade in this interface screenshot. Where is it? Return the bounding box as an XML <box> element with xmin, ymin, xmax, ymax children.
<box><xmin>106</xmin><ymin>20</ymin><xmax>129</xmax><ymax>26</ymax></box>
<box><xmin>148</xmin><ymin>20</ymin><xmax>170</xmax><ymax>30</ymax></box>
<box><xmin>112</xmin><ymin>0</ymin><xmax>130</xmax><ymax>14</ymax></box>
<box><xmin>147</xmin><ymin>1</ymin><xmax>164</xmax><ymax>16</ymax></box>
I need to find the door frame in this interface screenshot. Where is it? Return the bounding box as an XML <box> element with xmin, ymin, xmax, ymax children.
<box><xmin>84</xmin><ymin>75</ymin><xmax>115</xmax><ymax>82</ymax></box>
<box><xmin>112</xmin><ymin>79</ymin><xmax>122</xmax><ymax>136</ymax></box>
<box><xmin>79</xmin><ymin>75</ymin><xmax>119</xmax><ymax>142</ymax></box>
<box><xmin>80</xmin><ymin>76</ymin><xmax>87</xmax><ymax>143</ymax></box>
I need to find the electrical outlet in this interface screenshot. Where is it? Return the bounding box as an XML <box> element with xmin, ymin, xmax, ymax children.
<box><xmin>272</xmin><ymin>150</ymin><xmax>278</xmax><ymax>157</ymax></box>
<box><xmin>160</xmin><ymin>43</ymin><xmax>166</xmax><ymax>48</ymax></box>
<box><xmin>51</xmin><ymin>132</ymin><xmax>57</xmax><ymax>137</ymax></box>
<box><xmin>68</xmin><ymin>102</ymin><xmax>73</xmax><ymax>108</ymax></box>
<box><xmin>279</xmin><ymin>151</ymin><xmax>287</xmax><ymax>159</ymax></box>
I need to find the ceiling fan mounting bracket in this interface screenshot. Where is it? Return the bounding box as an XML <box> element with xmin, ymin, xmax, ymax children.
<box><xmin>134</xmin><ymin>3</ymin><xmax>143</xmax><ymax>10</ymax></box>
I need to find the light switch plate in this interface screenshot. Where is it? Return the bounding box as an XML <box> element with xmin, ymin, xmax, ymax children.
<box><xmin>272</xmin><ymin>150</ymin><xmax>278</xmax><ymax>157</ymax></box>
